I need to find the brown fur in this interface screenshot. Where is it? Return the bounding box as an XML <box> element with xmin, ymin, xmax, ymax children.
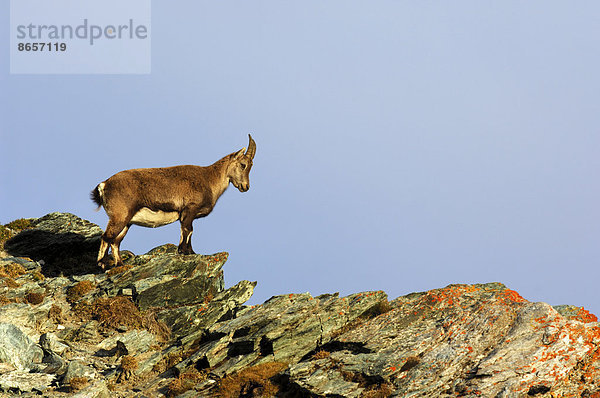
<box><xmin>92</xmin><ymin>135</ymin><xmax>256</xmax><ymax>269</ymax></box>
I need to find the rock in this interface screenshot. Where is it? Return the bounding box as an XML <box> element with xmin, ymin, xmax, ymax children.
<box><xmin>63</xmin><ymin>360</ymin><xmax>97</xmax><ymax>385</ymax></box>
<box><xmin>0</xmin><ymin>303</ymin><xmax>38</xmax><ymax>337</ymax></box>
<box><xmin>40</xmin><ymin>332</ymin><xmax>70</xmax><ymax>355</ymax></box>
<box><xmin>0</xmin><ymin>371</ymin><xmax>55</xmax><ymax>393</ymax></box>
<box><xmin>39</xmin><ymin>333</ymin><xmax>69</xmax><ymax>374</ymax></box>
<box><xmin>97</xmin><ymin>329</ymin><xmax>156</xmax><ymax>356</ymax></box>
<box><xmin>287</xmin><ymin>357</ymin><xmax>364</xmax><ymax>397</ymax></box>
<box><xmin>3</xmin><ymin>212</ymin><xmax>103</xmax><ymax>276</ymax></box>
<box><xmin>65</xmin><ymin>321</ymin><xmax>101</xmax><ymax>344</ymax></box>
<box><xmin>0</xmin><ymin>323</ymin><xmax>43</xmax><ymax>370</ymax></box>
<box><xmin>179</xmin><ymin>290</ymin><xmax>389</xmax><ymax>379</ymax></box>
<box><xmin>2</xmin><ymin>212</ymin><xmax>600</xmax><ymax>397</ymax></box>
<box><xmin>281</xmin><ymin>283</ymin><xmax>600</xmax><ymax>397</ymax></box>
<box><xmin>71</xmin><ymin>379</ymin><xmax>111</xmax><ymax>398</ymax></box>
<box><xmin>160</xmin><ymin>279</ymin><xmax>257</xmax><ymax>339</ymax></box>
<box><xmin>100</xmin><ymin>245</ymin><xmax>227</xmax><ymax>310</ymax></box>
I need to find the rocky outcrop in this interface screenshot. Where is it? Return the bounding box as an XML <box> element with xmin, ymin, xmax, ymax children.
<box><xmin>3</xmin><ymin>212</ymin><xmax>103</xmax><ymax>276</ymax></box>
<box><xmin>0</xmin><ymin>212</ymin><xmax>598</xmax><ymax>397</ymax></box>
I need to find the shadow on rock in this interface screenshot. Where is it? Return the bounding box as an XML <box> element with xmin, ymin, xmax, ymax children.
<box><xmin>4</xmin><ymin>212</ymin><xmax>102</xmax><ymax>277</ymax></box>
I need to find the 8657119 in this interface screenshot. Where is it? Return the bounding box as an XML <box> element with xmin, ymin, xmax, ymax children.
<box><xmin>18</xmin><ymin>42</ymin><xmax>67</xmax><ymax>51</ymax></box>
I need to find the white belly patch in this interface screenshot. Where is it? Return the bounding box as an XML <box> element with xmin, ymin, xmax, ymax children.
<box><xmin>131</xmin><ymin>208</ymin><xmax>179</xmax><ymax>228</ymax></box>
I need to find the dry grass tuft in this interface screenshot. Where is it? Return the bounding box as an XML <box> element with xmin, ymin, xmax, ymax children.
<box><xmin>0</xmin><ymin>226</ymin><xmax>10</xmax><ymax>248</ymax></box>
<box><xmin>3</xmin><ymin>278</ymin><xmax>20</xmax><ymax>288</ymax></box>
<box><xmin>121</xmin><ymin>355</ymin><xmax>139</xmax><ymax>371</ymax></box>
<box><xmin>0</xmin><ymin>219</ymin><xmax>33</xmax><ymax>249</ymax></box>
<box><xmin>166</xmin><ymin>369</ymin><xmax>208</xmax><ymax>397</ymax></box>
<box><xmin>67</xmin><ymin>280</ymin><xmax>94</xmax><ymax>303</ymax></box>
<box><xmin>69</xmin><ymin>376</ymin><xmax>89</xmax><ymax>392</ymax></box>
<box><xmin>360</xmin><ymin>382</ymin><xmax>394</xmax><ymax>398</ymax></box>
<box><xmin>219</xmin><ymin>362</ymin><xmax>287</xmax><ymax>398</ymax></box>
<box><xmin>313</xmin><ymin>350</ymin><xmax>331</xmax><ymax>360</ymax></box>
<box><xmin>31</xmin><ymin>271</ymin><xmax>45</xmax><ymax>281</ymax></box>
<box><xmin>0</xmin><ymin>295</ymin><xmax>22</xmax><ymax>306</ymax></box>
<box><xmin>92</xmin><ymin>296</ymin><xmax>144</xmax><ymax>329</ymax></box>
<box><xmin>152</xmin><ymin>351</ymin><xmax>183</xmax><ymax>374</ymax></box>
<box><xmin>4</xmin><ymin>219</ymin><xmax>33</xmax><ymax>231</ymax></box>
<box><xmin>106</xmin><ymin>264</ymin><xmax>133</xmax><ymax>277</ymax></box>
<box><xmin>25</xmin><ymin>292</ymin><xmax>45</xmax><ymax>305</ymax></box>
<box><xmin>0</xmin><ymin>263</ymin><xmax>26</xmax><ymax>279</ymax></box>
<box><xmin>73</xmin><ymin>296</ymin><xmax>170</xmax><ymax>342</ymax></box>
<box><xmin>117</xmin><ymin>355</ymin><xmax>139</xmax><ymax>382</ymax></box>
<box><xmin>48</xmin><ymin>304</ymin><xmax>63</xmax><ymax>323</ymax></box>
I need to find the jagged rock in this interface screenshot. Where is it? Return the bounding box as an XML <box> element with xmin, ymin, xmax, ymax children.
<box><xmin>65</xmin><ymin>321</ymin><xmax>101</xmax><ymax>344</ymax></box>
<box><xmin>179</xmin><ymin>290</ymin><xmax>388</xmax><ymax>379</ymax></box>
<box><xmin>71</xmin><ymin>379</ymin><xmax>111</xmax><ymax>398</ymax></box>
<box><xmin>159</xmin><ymin>279</ymin><xmax>257</xmax><ymax>338</ymax></box>
<box><xmin>2</xmin><ymin>212</ymin><xmax>600</xmax><ymax>398</ymax></box>
<box><xmin>0</xmin><ymin>256</ymin><xmax>41</xmax><ymax>272</ymax></box>
<box><xmin>98</xmin><ymin>329</ymin><xmax>156</xmax><ymax>356</ymax></box>
<box><xmin>3</xmin><ymin>212</ymin><xmax>103</xmax><ymax>276</ymax></box>
<box><xmin>63</xmin><ymin>359</ymin><xmax>97</xmax><ymax>385</ymax></box>
<box><xmin>0</xmin><ymin>323</ymin><xmax>43</xmax><ymax>370</ymax></box>
<box><xmin>282</xmin><ymin>283</ymin><xmax>600</xmax><ymax>397</ymax></box>
<box><xmin>100</xmin><ymin>245</ymin><xmax>227</xmax><ymax>310</ymax></box>
<box><xmin>0</xmin><ymin>371</ymin><xmax>55</xmax><ymax>393</ymax></box>
<box><xmin>39</xmin><ymin>333</ymin><xmax>69</xmax><ymax>374</ymax></box>
<box><xmin>0</xmin><ymin>303</ymin><xmax>38</xmax><ymax>337</ymax></box>
<box><xmin>40</xmin><ymin>332</ymin><xmax>70</xmax><ymax>355</ymax></box>
<box><xmin>287</xmin><ymin>357</ymin><xmax>364</xmax><ymax>397</ymax></box>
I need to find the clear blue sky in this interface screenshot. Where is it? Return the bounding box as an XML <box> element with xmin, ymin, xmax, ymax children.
<box><xmin>2</xmin><ymin>1</ymin><xmax>599</xmax><ymax>316</ymax></box>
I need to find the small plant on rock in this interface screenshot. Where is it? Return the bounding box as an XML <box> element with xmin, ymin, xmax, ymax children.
<box><xmin>69</xmin><ymin>376</ymin><xmax>89</xmax><ymax>392</ymax></box>
<box><xmin>218</xmin><ymin>362</ymin><xmax>288</xmax><ymax>398</ymax></box>
<box><xmin>67</xmin><ymin>280</ymin><xmax>94</xmax><ymax>303</ymax></box>
<box><xmin>167</xmin><ymin>369</ymin><xmax>207</xmax><ymax>397</ymax></box>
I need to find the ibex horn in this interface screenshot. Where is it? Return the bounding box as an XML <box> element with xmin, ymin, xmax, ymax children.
<box><xmin>245</xmin><ymin>134</ymin><xmax>256</xmax><ymax>159</ymax></box>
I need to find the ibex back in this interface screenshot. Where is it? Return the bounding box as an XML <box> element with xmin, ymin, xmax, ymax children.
<box><xmin>91</xmin><ymin>135</ymin><xmax>256</xmax><ymax>269</ymax></box>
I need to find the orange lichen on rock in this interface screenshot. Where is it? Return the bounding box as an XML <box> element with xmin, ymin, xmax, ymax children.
<box><xmin>424</xmin><ymin>284</ymin><xmax>481</xmax><ymax>308</ymax></box>
<box><xmin>574</xmin><ymin>307</ymin><xmax>598</xmax><ymax>323</ymax></box>
<box><xmin>499</xmin><ymin>289</ymin><xmax>527</xmax><ymax>304</ymax></box>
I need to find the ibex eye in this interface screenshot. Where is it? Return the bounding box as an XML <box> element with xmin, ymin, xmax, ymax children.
<box><xmin>240</xmin><ymin>163</ymin><xmax>247</xmax><ymax>170</ymax></box>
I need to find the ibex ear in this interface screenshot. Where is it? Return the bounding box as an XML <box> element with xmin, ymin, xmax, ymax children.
<box><xmin>234</xmin><ymin>148</ymin><xmax>246</xmax><ymax>158</ymax></box>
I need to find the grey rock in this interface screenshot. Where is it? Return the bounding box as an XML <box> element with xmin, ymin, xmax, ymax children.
<box><xmin>0</xmin><ymin>323</ymin><xmax>43</xmax><ymax>370</ymax></box>
<box><xmin>0</xmin><ymin>256</ymin><xmax>41</xmax><ymax>272</ymax></box>
<box><xmin>40</xmin><ymin>332</ymin><xmax>70</xmax><ymax>355</ymax></box>
<box><xmin>100</xmin><ymin>245</ymin><xmax>227</xmax><ymax>310</ymax></box>
<box><xmin>63</xmin><ymin>360</ymin><xmax>97</xmax><ymax>385</ymax></box>
<box><xmin>135</xmin><ymin>351</ymin><xmax>163</xmax><ymax>376</ymax></box>
<box><xmin>0</xmin><ymin>303</ymin><xmax>37</xmax><ymax>337</ymax></box>
<box><xmin>3</xmin><ymin>213</ymin><xmax>600</xmax><ymax>398</ymax></box>
<box><xmin>0</xmin><ymin>371</ymin><xmax>55</xmax><ymax>393</ymax></box>
<box><xmin>181</xmin><ymin>290</ymin><xmax>388</xmax><ymax>378</ymax></box>
<box><xmin>160</xmin><ymin>279</ymin><xmax>257</xmax><ymax>339</ymax></box>
<box><xmin>288</xmin><ymin>357</ymin><xmax>363</xmax><ymax>398</ymax></box>
<box><xmin>66</xmin><ymin>321</ymin><xmax>100</xmax><ymax>344</ymax></box>
<box><xmin>98</xmin><ymin>329</ymin><xmax>156</xmax><ymax>355</ymax></box>
<box><xmin>39</xmin><ymin>333</ymin><xmax>69</xmax><ymax>374</ymax></box>
<box><xmin>3</xmin><ymin>212</ymin><xmax>103</xmax><ymax>276</ymax></box>
<box><xmin>286</xmin><ymin>283</ymin><xmax>600</xmax><ymax>397</ymax></box>
<box><xmin>71</xmin><ymin>379</ymin><xmax>111</xmax><ymax>398</ymax></box>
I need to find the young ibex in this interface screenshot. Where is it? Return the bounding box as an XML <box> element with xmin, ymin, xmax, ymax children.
<box><xmin>91</xmin><ymin>135</ymin><xmax>256</xmax><ymax>269</ymax></box>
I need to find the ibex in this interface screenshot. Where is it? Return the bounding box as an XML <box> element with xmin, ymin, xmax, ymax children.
<box><xmin>91</xmin><ymin>135</ymin><xmax>256</xmax><ymax>269</ymax></box>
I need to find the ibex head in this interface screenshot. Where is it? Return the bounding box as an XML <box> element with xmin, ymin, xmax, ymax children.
<box><xmin>229</xmin><ymin>134</ymin><xmax>256</xmax><ymax>192</ymax></box>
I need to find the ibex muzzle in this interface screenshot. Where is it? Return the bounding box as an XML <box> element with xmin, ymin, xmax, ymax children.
<box><xmin>91</xmin><ymin>134</ymin><xmax>256</xmax><ymax>269</ymax></box>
